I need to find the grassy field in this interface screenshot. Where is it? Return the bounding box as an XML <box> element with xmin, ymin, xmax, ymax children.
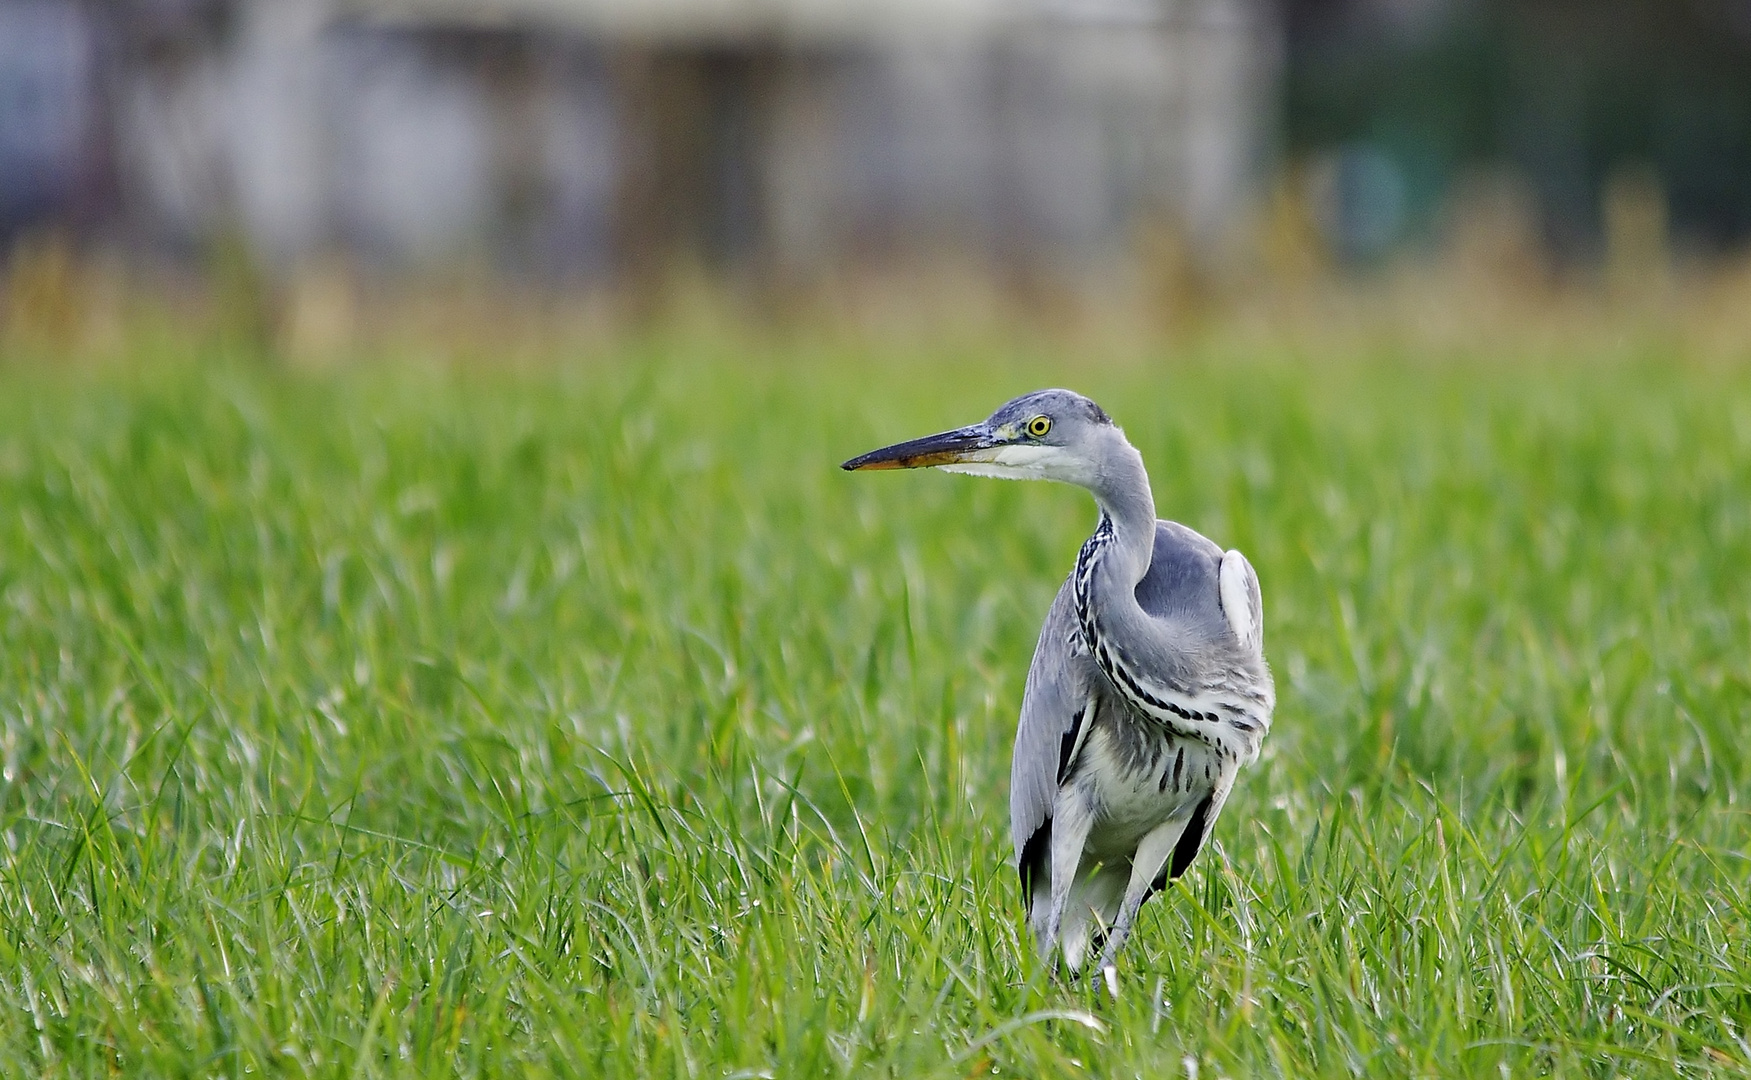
<box><xmin>1</xmin><ymin>333</ymin><xmax>1750</xmax><ymax>1077</ymax></box>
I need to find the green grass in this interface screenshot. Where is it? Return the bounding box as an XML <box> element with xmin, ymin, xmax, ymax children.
<box><xmin>2</xmin><ymin>337</ymin><xmax>1751</xmax><ymax>1077</ymax></box>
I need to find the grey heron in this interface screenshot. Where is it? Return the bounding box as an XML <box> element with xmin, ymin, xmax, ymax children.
<box><xmin>843</xmin><ymin>389</ymin><xmax>1274</xmax><ymax>978</ymax></box>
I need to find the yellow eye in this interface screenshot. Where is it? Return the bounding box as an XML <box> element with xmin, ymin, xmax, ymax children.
<box><xmin>1026</xmin><ymin>415</ymin><xmax>1052</xmax><ymax>438</ymax></box>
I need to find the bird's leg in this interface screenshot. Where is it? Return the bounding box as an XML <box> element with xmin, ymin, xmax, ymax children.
<box><xmin>1042</xmin><ymin>783</ymin><xmax>1095</xmax><ymax>968</ymax></box>
<box><xmin>1094</xmin><ymin>814</ymin><xmax>1192</xmax><ymax>984</ymax></box>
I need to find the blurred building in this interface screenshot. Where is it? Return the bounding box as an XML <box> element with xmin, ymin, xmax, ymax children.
<box><xmin>0</xmin><ymin>0</ymin><xmax>1281</xmax><ymax>282</ymax></box>
<box><xmin>0</xmin><ymin>2</ymin><xmax>103</xmax><ymax>238</ymax></box>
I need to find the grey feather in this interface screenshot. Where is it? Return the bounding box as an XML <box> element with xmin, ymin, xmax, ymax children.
<box><xmin>1134</xmin><ymin>521</ymin><xmax>1229</xmax><ymax>643</ymax></box>
<box><xmin>1010</xmin><ymin>580</ymin><xmax>1088</xmax><ymax>881</ymax></box>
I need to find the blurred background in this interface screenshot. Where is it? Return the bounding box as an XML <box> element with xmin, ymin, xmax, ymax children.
<box><xmin>3</xmin><ymin>0</ymin><xmax>1750</xmax><ymax>355</ymax></box>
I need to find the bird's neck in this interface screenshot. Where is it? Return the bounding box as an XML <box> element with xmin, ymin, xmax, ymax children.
<box><xmin>1074</xmin><ymin>431</ymin><xmax>1252</xmax><ymax>750</ymax></box>
<box><xmin>1074</xmin><ymin>431</ymin><xmax>1194</xmax><ymax>713</ymax></box>
<box><xmin>1087</xmin><ymin>430</ymin><xmax>1156</xmax><ymax>586</ymax></box>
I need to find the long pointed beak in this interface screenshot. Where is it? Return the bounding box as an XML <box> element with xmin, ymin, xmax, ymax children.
<box><xmin>841</xmin><ymin>423</ymin><xmax>999</xmax><ymax>471</ymax></box>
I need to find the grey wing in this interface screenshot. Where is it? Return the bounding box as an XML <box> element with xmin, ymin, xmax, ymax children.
<box><xmin>1134</xmin><ymin>521</ymin><xmax>1264</xmax><ymax>659</ymax></box>
<box><xmin>1134</xmin><ymin>521</ymin><xmax>1228</xmax><ymax>644</ymax></box>
<box><xmin>1009</xmin><ymin>577</ymin><xmax>1094</xmax><ymax>888</ymax></box>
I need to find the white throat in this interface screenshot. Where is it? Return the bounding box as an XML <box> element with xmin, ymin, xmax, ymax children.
<box><xmin>937</xmin><ymin>444</ymin><xmax>1076</xmax><ymax>481</ymax></box>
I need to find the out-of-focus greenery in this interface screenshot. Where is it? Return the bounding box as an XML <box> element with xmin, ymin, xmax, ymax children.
<box><xmin>1</xmin><ymin>333</ymin><xmax>1749</xmax><ymax>1077</ymax></box>
<box><xmin>1286</xmin><ymin>0</ymin><xmax>1751</xmax><ymax>252</ymax></box>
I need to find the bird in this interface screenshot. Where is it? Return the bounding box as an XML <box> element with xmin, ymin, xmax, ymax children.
<box><xmin>843</xmin><ymin>389</ymin><xmax>1273</xmax><ymax>981</ymax></box>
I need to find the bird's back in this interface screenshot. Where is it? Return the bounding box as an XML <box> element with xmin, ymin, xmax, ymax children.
<box><xmin>1134</xmin><ymin>520</ymin><xmax>1226</xmax><ymax>632</ymax></box>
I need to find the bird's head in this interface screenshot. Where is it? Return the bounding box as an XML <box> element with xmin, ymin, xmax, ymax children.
<box><xmin>842</xmin><ymin>389</ymin><xmax>1117</xmax><ymax>486</ymax></box>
